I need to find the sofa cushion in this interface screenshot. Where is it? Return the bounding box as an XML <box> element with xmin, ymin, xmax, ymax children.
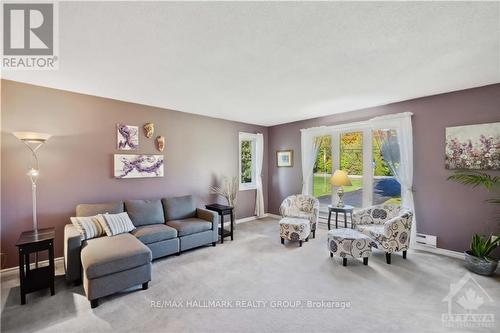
<box><xmin>70</xmin><ymin>215</ymin><xmax>106</xmax><ymax>240</ymax></box>
<box><xmin>101</xmin><ymin>212</ymin><xmax>136</xmax><ymax>236</ymax></box>
<box><xmin>166</xmin><ymin>218</ymin><xmax>212</xmax><ymax>237</ymax></box>
<box><xmin>76</xmin><ymin>202</ymin><xmax>124</xmax><ymax>217</ymax></box>
<box><xmin>125</xmin><ymin>199</ymin><xmax>165</xmax><ymax>227</ymax></box>
<box><xmin>131</xmin><ymin>224</ymin><xmax>177</xmax><ymax>244</ymax></box>
<box><xmin>162</xmin><ymin>195</ymin><xmax>197</xmax><ymax>221</ymax></box>
<box><xmin>81</xmin><ymin>233</ymin><xmax>151</xmax><ymax>279</ymax></box>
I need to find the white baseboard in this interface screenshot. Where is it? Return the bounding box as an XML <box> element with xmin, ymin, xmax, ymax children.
<box><xmin>413</xmin><ymin>244</ymin><xmax>464</xmax><ymax>260</ymax></box>
<box><xmin>235</xmin><ymin>213</ymin><xmax>279</xmax><ymax>224</ymax></box>
<box><xmin>1</xmin><ymin>257</ymin><xmax>64</xmax><ymax>274</ymax></box>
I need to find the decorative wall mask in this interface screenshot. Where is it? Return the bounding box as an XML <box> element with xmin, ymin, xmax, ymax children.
<box><xmin>156</xmin><ymin>136</ymin><xmax>165</xmax><ymax>152</ymax></box>
<box><xmin>144</xmin><ymin>123</ymin><xmax>154</xmax><ymax>138</ymax></box>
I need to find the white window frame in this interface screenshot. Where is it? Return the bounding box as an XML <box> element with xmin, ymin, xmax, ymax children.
<box><xmin>238</xmin><ymin>132</ymin><xmax>257</xmax><ymax>191</ymax></box>
<box><xmin>307</xmin><ymin>120</ymin><xmax>392</xmax><ymax>209</ymax></box>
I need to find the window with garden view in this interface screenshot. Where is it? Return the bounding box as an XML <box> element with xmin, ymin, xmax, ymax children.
<box><xmin>239</xmin><ymin>133</ymin><xmax>256</xmax><ymax>190</ymax></box>
<box><xmin>312</xmin><ymin>130</ymin><xmax>401</xmax><ymax>209</ymax></box>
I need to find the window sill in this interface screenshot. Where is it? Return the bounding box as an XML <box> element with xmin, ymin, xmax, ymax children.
<box><xmin>239</xmin><ymin>184</ymin><xmax>257</xmax><ymax>191</ymax></box>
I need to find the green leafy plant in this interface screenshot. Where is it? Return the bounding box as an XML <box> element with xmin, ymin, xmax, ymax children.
<box><xmin>447</xmin><ymin>171</ymin><xmax>499</xmax><ymax>190</ymax></box>
<box><xmin>447</xmin><ymin>170</ymin><xmax>500</xmax><ymax>260</ymax></box>
<box><xmin>471</xmin><ymin>234</ymin><xmax>500</xmax><ymax>260</ymax></box>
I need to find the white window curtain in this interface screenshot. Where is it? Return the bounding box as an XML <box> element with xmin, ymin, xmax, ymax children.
<box><xmin>254</xmin><ymin>133</ymin><xmax>265</xmax><ymax>217</ymax></box>
<box><xmin>371</xmin><ymin>112</ymin><xmax>416</xmax><ymax>247</ymax></box>
<box><xmin>300</xmin><ymin>131</ymin><xmax>321</xmax><ymax>195</ymax></box>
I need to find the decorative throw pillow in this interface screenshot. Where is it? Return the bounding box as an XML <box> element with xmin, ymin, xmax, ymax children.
<box><xmin>70</xmin><ymin>215</ymin><xmax>106</xmax><ymax>240</ymax></box>
<box><xmin>101</xmin><ymin>212</ymin><xmax>136</xmax><ymax>236</ymax></box>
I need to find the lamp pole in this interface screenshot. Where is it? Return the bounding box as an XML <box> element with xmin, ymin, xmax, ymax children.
<box><xmin>13</xmin><ymin>132</ymin><xmax>51</xmax><ymax>235</ymax></box>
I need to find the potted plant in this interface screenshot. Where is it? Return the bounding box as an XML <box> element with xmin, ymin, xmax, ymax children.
<box><xmin>464</xmin><ymin>235</ymin><xmax>499</xmax><ymax>275</ymax></box>
<box><xmin>448</xmin><ymin>170</ymin><xmax>499</xmax><ymax>276</ymax></box>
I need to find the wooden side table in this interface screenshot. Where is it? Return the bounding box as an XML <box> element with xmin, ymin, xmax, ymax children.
<box><xmin>205</xmin><ymin>204</ymin><xmax>234</xmax><ymax>244</ymax></box>
<box><xmin>16</xmin><ymin>227</ymin><xmax>55</xmax><ymax>305</ymax></box>
<box><xmin>327</xmin><ymin>205</ymin><xmax>354</xmax><ymax>230</ymax></box>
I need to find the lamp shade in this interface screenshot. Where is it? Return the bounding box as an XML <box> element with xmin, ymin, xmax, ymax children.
<box><xmin>13</xmin><ymin>132</ymin><xmax>51</xmax><ymax>143</ymax></box>
<box><xmin>330</xmin><ymin>170</ymin><xmax>352</xmax><ymax>186</ymax></box>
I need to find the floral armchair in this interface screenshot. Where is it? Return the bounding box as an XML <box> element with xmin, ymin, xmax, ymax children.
<box><xmin>279</xmin><ymin>195</ymin><xmax>319</xmax><ymax>238</ymax></box>
<box><xmin>352</xmin><ymin>205</ymin><xmax>413</xmax><ymax>264</ymax></box>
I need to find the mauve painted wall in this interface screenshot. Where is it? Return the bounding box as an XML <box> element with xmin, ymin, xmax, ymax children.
<box><xmin>1</xmin><ymin>80</ymin><xmax>268</xmax><ymax>268</ymax></box>
<box><xmin>268</xmin><ymin>84</ymin><xmax>500</xmax><ymax>252</ymax></box>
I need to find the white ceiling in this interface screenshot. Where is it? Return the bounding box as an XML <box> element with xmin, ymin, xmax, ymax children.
<box><xmin>2</xmin><ymin>1</ymin><xmax>499</xmax><ymax>126</ymax></box>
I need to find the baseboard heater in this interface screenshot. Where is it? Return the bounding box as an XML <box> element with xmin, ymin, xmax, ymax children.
<box><xmin>415</xmin><ymin>233</ymin><xmax>437</xmax><ymax>248</ymax></box>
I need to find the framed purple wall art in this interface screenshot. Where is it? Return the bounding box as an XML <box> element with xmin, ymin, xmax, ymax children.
<box><xmin>117</xmin><ymin>124</ymin><xmax>139</xmax><ymax>150</ymax></box>
<box><xmin>114</xmin><ymin>154</ymin><xmax>164</xmax><ymax>178</ymax></box>
<box><xmin>445</xmin><ymin>122</ymin><xmax>500</xmax><ymax>170</ymax></box>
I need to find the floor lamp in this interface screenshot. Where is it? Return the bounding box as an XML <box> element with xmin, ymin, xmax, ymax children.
<box><xmin>13</xmin><ymin>132</ymin><xmax>52</xmax><ymax>236</ymax></box>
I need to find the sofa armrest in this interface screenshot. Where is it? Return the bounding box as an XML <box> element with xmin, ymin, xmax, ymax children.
<box><xmin>64</xmin><ymin>224</ymin><xmax>82</xmax><ymax>282</ymax></box>
<box><xmin>197</xmin><ymin>208</ymin><xmax>218</xmax><ymax>226</ymax></box>
<box><xmin>383</xmin><ymin>211</ymin><xmax>413</xmax><ymax>247</ymax></box>
<box><xmin>197</xmin><ymin>208</ymin><xmax>219</xmax><ymax>243</ymax></box>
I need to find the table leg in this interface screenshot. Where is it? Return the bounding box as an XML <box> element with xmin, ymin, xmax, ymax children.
<box><xmin>350</xmin><ymin>212</ymin><xmax>353</xmax><ymax>228</ymax></box>
<box><xmin>344</xmin><ymin>212</ymin><xmax>347</xmax><ymax>228</ymax></box>
<box><xmin>327</xmin><ymin>210</ymin><xmax>332</xmax><ymax>230</ymax></box>
<box><xmin>49</xmin><ymin>242</ymin><xmax>55</xmax><ymax>296</ymax></box>
<box><xmin>230</xmin><ymin>211</ymin><xmax>234</xmax><ymax>241</ymax></box>
<box><xmin>335</xmin><ymin>212</ymin><xmax>338</xmax><ymax>229</ymax></box>
<box><xmin>220</xmin><ymin>214</ymin><xmax>224</xmax><ymax>244</ymax></box>
<box><xmin>24</xmin><ymin>253</ymin><xmax>30</xmax><ymax>278</ymax></box>
<box><xmin>18</xmin><ymin>249</ymin><xmax>26</xmax><ymax>305</ymax></box>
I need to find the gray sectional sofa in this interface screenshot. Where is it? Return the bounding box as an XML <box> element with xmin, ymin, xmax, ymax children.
<box><xmin>64</xmin><ymin>195</ymin><xmax>218</xmax><ymax>308</ymax></box>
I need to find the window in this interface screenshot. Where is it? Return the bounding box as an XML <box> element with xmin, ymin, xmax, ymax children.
<box><xmin>239</xmin><ymin>132</ymin><xmax>257</xmax><ymax>190</ymax></box>
<box><xmin>313</xmin><ymin>135</ymin><xmax>332</xmax><ymax>209</ymax></box>
<box><xmin>372</xmin><ymin>130</ymin><xmax>401</xmax><ymax>205</ymax></box>
<box><xmin>340</xmin><ymin>132</ymin><xmax>364</xmax><ymax>207</ymax></box>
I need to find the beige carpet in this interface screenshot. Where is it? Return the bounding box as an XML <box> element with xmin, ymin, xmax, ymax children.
<box><xmin>1</xmin><ymin>217</ymin><xmax>499</xmax><ymax>333</ymax></box>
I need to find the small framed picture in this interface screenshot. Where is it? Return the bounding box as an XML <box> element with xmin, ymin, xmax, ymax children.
<box><xmin>276</xmin><ymin>150</ymin><xmax>293</xmax><ymax>167</ymax></box>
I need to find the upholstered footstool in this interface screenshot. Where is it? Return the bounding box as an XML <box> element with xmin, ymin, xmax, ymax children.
<box><xmin>280</xmin><ymin>217</ymin><xmax>311</xmax><ymax>247</ymax></box>
<box><xmin>327</xmin><ymin>228</ymin><xmax>376</xmax><ymax>266</ymax></box>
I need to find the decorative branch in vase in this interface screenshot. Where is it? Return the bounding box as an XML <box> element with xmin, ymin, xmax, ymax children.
<box><xmin>209</xmin><ymin>176</ymin><xmax>239</xmax><ymax>208</ymax></box>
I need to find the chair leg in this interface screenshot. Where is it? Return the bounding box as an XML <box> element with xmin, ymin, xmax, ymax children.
<box><xmin>90</xmin><ymin>299</ymin><xmax>99</xmax><ymax>309</ymax></box>
<box><xmin>212</xmin><ymin>242</ymin><xmax>216</xmax><ymax>247</ymax></box>
<box><xmin>363</xmin><ymin>257</ymin><xmax>368</xmax><ymax>265</ymax></box>
<box><xmin>403</xmin><ymin>250</ymin><xmax>407</xmax><ymax>259</ymax></box>
<box><xmin>342</xmin><ymin>258</ymin><xmax>347</xmax><ymax>266</ymax></box>
<box><xmin>281</xmin><ymin>238</ymin><xmax>284</xmax><ymax>245</ymax></box>
<box><xmin>313</xmin><ymin>230</ymin><xmax>316</xmax><ymax>239</ymax></box>
<box><xmin>386</xmin><ymin>253</ymin><xmax>391</xmax><ymax>264</ymax></box>
<box><xmin>142</xmin><ymin>282</ymin><xmax>149</xmax><ymax>290</ymax></box>
<box><xmin>305</xmin><ymin>237</ymin><xmax>309</xmax><ymax>242</ymax></box>
<box><xmin>330</xmin><ymin>252</ymin><xmax>333</xmax><ymax>258</ymax></box>
<box><xmin>299</xmin><ymin>240</ymin><xmax>303</xmax><ymax>247</ymax></box>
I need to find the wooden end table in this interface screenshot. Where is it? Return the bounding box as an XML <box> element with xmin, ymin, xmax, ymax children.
<box><xmin>205</xmin><ymin>204</ymin><xmax>234</xmax><ymax>244</ymax></box>
<box><xmin>16</xmin><ymin>227</ymin><xmax>55</xmax><ymax>305</ymax></box>
<box><xmin>327</xmin><ymin>205</ymin><xmax>354</xmax><ymax>230</ymax></box>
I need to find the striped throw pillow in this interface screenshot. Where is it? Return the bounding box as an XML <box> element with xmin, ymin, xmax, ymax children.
<box><xmin>101</xmin><ymin>212</ymin><xmax>136</xmax><ymax>236</ymax></box>
<box><xmin>70</xmin><ymin>215</ymin><xmax>106</xmax><ymax>240</ymax></box>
